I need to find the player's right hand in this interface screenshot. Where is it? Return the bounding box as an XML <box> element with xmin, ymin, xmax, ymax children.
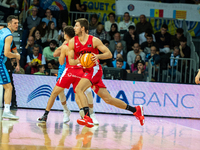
<box><xmin>16</xmin><ymin>53</ymin><xmax>20</xmax><ymax>60</ymax></box>
<box><xmin>195</xmin><ymin>76</ymin><xmax>200</xmax><ymax>84</ymax></box>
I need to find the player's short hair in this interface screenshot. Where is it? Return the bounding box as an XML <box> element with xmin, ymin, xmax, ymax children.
<box><xmin>75</xmin><ymin>18</ymin><xmax>89</xmax><ymax>32</ymax></box>
<box><xmin>7</xmin><ymin>15</ymin><xmax>18</xmax><ymax>23</ymax></box>
<box><xmin>64</xmin><ymin>26</ymin><xmax>75</xmax><ymax>38</ymax></box>
<box><xmin>117</xmin><ymin>57</ymin><xmax>124</xmax><ymax>63</ymax></box>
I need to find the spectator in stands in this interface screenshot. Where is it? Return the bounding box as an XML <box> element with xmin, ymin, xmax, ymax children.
<box><xmin>139</xmin><ymin>28</ymin><xmax>156</xmax><ymax>45</ymax></box>
<box><xmin>145</xmin><ymin>46</ymin><xmax>161</xmax><ymax>67</ymax></box>
<box><xmin>70</xmin><ymin>0</ymin><xmax>85</xmax><ymax>26</ymax></box>
<box><xmin>112</xmin><ymin>42</ymin><xmax>127</xmax><ymax>61</ymax></box>
<box><xmin>131</xmin><ymin>55</ymin><xmax>144</xmax><ymax>72</ymax></box>
<box><xmin>34</xmin><ymin>30</ymin><xmax>42</xmax><ymax>46</ymax></box>
<box><xmin>141</xmin><ymin>34</ymin><xmax>159</xmax><ymax>54</ymax></box>
<box><xmin>166</xmin><ymin>46</ymin><xmax>181</xmax><ymax>82</ymax></box>
<box><xmin>34</xmin><ymin>65</ymin><xmax>46</xmax><ymax>75</ymax></box>
<box><xmin>30</xmin><ymin>22</ymin><xmax>46</xmax><ymax>39</ymax></box>
<box><xmin>109</xmin><ymin>32</ymin><xmax>127</xmax><ymax>53</ymax></box>
<box><xmin>28</xmin><ymin>0</ymin><xmax>40</xmax><ymax>15</ymax></box>
<box><xmin>171</xmin><ymin>28</ymin><xmax>184</xmax><ymax>49</ymax></box>
<box><xmin>123</xmin><ymin>25</ymin><xmax>139</xmax><ymax>53</ymax></box>
<box><xmin>89</xmin><ymin>14</ymin><xmax>101</xmax><ymax>31</ymax></box>
<box><xmin>24</xmin><ymin>36</ymin><xmax>35</xmax><ymax>56</ymax></box>
<box><xmin>89</xmin><ymin>24</ymin><xmax>106</xmax><ymax>41</ymax></box>
<box><xmin>0</xmin><ymin>0</ymin><xmax>19</xmax><ymax>22</ymax></box>
<box><xmin>25</xmin><ymin>44</ymin><xmax>46</xmax><ymax>74</ymax></box>
<box><xmin>100</xmin><ymin>40</ymin><xmax>111</xmax><ymax>67</ymax></box>
<box><xmin>133</xmin><ymin>60</ymin><xmax>148</xmax><ymax>81</ymax></box>
<box><xmin>118</xmin><ymin>12</ymin><xmax>135</xmax><ymax>34</ymax></box>
<box><xmin>58</xmin><ymin>21</ymin><xmax>67</xmax><ymax>44</ymax></box>
<box><xmin>22</xmin><ymin>7</ymin><xmax>41</xmax><ymax>48</ymax></box>
<box><xmin>106</xmin><ymin>23</ymin><xmax>118</xmax><ymax>41</ymax></box>
<box><xmin>127</xmin><ymin>43</ymin><xmax>146</xmax><ymax>67</ymax></box>
<box><xmin>41</xmin><ymin>21</ymin><xmax>59</xmax><ymax>47</ymax></box>
<box><xmin>136</xmin><ymin>14</ymin><xmax>153</xmax><ymax>35</ymax></box>
<box><xmin>11</xmin><ymin>58</ymin><xmax>25</xmax><ymax>74</ymax></box>
<box><xmin>105</xmin><ymin>12</ymin><xmax>118</xmax><ymax>32</ymax></box>
<box><xmin>179</xmin><ymin>37</ymin><xmax>191</xmax><ymax>58</ymax></box>
<box><xmin>155</xmin><ymin>24</ymin><xmax>171</xmax><ymax>54</ymax></box>
<box><xmin>42</xmin><ymin>9</ymin><xmax>57</xmax><ymax>27</ymax></box>
<box><xmin>43</xmin><ymin>40</ymin><xmax>59</xmax><ymax>67</ymax></box>
<box><xmin>111</xmin><ymin>54</ymin><xmax>130</xmax><ymax>73</ymax></box>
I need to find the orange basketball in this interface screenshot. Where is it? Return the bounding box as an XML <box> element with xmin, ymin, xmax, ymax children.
<box><xmin>80</xmin><ymin>53</ymin><xmax>95</xmax><ymax>68</ymax></box>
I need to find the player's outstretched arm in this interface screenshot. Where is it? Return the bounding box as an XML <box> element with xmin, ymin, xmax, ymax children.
<box><xmin>93</xmin><ymin>37</ymin><xmax>112</xmax><ymax>60</ymax></box>
<box><xmin>68</xmin><ymin>38</ymin><xmax>80</xmax><ymax>65</ymax></box>
<box><xmin>195</xmin><ymin>69</ymin><xmax>200</xmax><ymax>84</ymax></box>
<box><xmin>53</xmin><ymin>41</ymin><xmax>68</xmax><ymax>57</ymax></box>
<box><xmin>59</xmin><ymin>45</ymin><xmax>67</xmax><ymax>65</ymax></box>
<box><xmin>4</xmin><ymin>36</ymin><xmax>20</xmax><ymax>60</ymax></box>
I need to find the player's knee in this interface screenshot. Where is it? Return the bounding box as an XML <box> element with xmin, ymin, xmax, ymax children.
<box><xmin>103</xmin><ymin>97</ymin><xmax>113</xmax><ymax>105</ymax></box>
<box><xmin>75</xmin><ymin>86</ymin><xmax>82</xmax><ymax>94</ymax></box>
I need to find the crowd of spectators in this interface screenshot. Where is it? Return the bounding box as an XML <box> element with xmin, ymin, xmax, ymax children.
<box><xmin>0</xmin><ymin>0</ymin><xmax>193</xmax><ymax>82</ymax></box>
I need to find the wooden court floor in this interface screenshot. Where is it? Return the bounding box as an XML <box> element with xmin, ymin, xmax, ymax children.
<box><xmin>0</xmin><ymin>108</ymin><xmax>200</xmax><ymax>150</ymax></box>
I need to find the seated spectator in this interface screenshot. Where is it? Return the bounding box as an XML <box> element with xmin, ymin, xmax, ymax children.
<box><xmin>131</xmin><ymin>55</ymin><xmax>145</xmax><ymax>72</ymax></box>
<box><xmin>23</xmin><ymin>36</ymin><xmax>35</xmax><ymax>56</ymax></box>
<box><xmin>136</xmin><ymin>14</ymin><xmax>153</xmax><ymax>35</ymax></box>
<box><xmin>30</xmin><ymin>22</ymin><xmax>47</xmax><ymax>40</ymax></box>
<box><xmin>127</xmin><ymin>43</ymin><xmax>146</xmax><ymax>67</ymax></box>
<box><xmin>11</xmin><ymin>58</ymin><xmax>25</xmax><ymax>74</ymax></box>
<box><xmin>34</xmin><ymin>30</ymin><xmax>42</xmax><ymax>46</ymax></box>
<box><xmin>22</xmin><ymin>7</ymin><xmax>41</xmax><ymax>48</ymax></box>
<box><xmin>42</xmin><ymin>9</ymin><xmax>57</xmax><ymax>27</ymax></box>
<box><xmin>89</xmin><ymin>24</ymin><xmax>106</xmax><ymax>41</ymax></box>
<box><xmin>0</xmin><ymin>0</ymin><xmax>19</xmax><ymax>22</ymax></box>
<box><xmin>28</xmin><ymin>0</ymin><xmax>40</xmax><ymax>15</ymax></box>
<box><xmin>105</xmin><ymin>12</ymin><xmax>118</xmax><ymax>32</ymax></box>
<box><xmin>133</xmin><ymin>60</ymin><xmax>148</xmax><ymax>81</ymax></box>
<box><xmin>118</xmin><ymin>12</ymin><xmax>135</xmax><ymax>34</ymax></box>
<box><xmin>170</xmin><ymin>28</ymin><xmax>184</xmax><ymax>49</ymax></box>
<box><xmin>89</xmin><ymin>14</ymin><xmax>101</xmax><ymax>31</ymax></box>
<box><xmin>155</xmin><ymin>24</ymin><xmax>171</xmax><ymax>54</ymax></box>
<box><xmin>111</xmin><ymin>54</ymin><xmax>130</xmax><ymax>73</ymax></box>
<box><xmin>109</xmin><ymin>32</ymin><xmax>127</xmax><ymax>53</ymax></box>
<box><xmin>100</xmin><ymin>40</ymin><xmax>111</xmax><ymax>67</ymax></box>
<box><xmin>145</xmin><ymin>46</ymin><xmax>161</xmax><ymax>67</ymax></box>
<box><xmin>141</xmin><ymin>34</ymin><xmax>159</xmax><ymax>54</ymax></box>
<box><xmin>25</xmin><ymin>44</ymin><xmax>46</xmax><ymax>74</ymax></box>
<box><xmin>43</xmin><ymin>40</ymin><xmax>59</xmax><ymax>67</ymax></box>
<box><xmin>58</xmin><ymin>21</ymin><xmax>67</xmax><ymax>44</ymax></box>
<box><xmin>139</xmin><ymin>29</ymin><xmax>156</xmax><ymax>45</ymax></box>
<box><xmin>112</xmin><ymin>42</ymin><xmax>127</xmax><ymax>61</ymax></box>
<box><xmin>164</xmin><ymin>47</ymin><xmax>181</xmax><ymax>82</ymax></box>
<box><xmin>106</xmin><ymin>23</ymin><xmax>118</xmax><ymax>41</ymax></box>
<box><xmin>123</xmin><ymin>25</ymin><xmax>139</xmax><ymax>53</ymax></box>
<box><xmin>179</xmin><ymin>37</ymin><xmax>191</xmax><ymax>58</ymax></box>
<box><xmin>41</xmin><ymin>21</ymin><xmax>59</xmax><ymax>47</ymax></box>
<box><xmin>34</xmin><ymin>65</ymin><xmax>46</xmax><ymax>75</ymax></box>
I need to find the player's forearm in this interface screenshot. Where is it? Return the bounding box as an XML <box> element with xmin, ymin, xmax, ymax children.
<box><xmin>97</xmin><ymin>51</ymin><xmax>112</xmax><ymax>60</ymax></box>
<box><xmin>59</xmin><ymin>57</ymin><xmax>65</xmax><ymax>65</ymax></box>
<box><xmin>69</xmin><ymin>58</ymin><xmax>79</xmax><ymax>66</ymax></box>
<box><xmin>4</xmin><ymin>52</ymin><xmax>18</xmax><ymax>58</ymax></box>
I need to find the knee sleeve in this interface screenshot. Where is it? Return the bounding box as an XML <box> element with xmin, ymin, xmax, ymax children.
<box><xmin>85</xmin><ymin>87</ymin><xmax>93</xmax><ymax>105</ymax></box>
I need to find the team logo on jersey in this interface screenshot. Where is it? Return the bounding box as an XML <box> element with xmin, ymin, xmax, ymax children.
<box><xmin>68</xmin><ymin>73</ymin><xmax>72</xmax><ymax>77</ymax></box>
<box><xmin>84</xmin><ymin>73</ymin><xmax>88</xmax><ymax>76</ymax></box>
<box><xmin>87</xmin><ymin>44</ymin><xmax>92</xmax><ymax>47</ymax></box>
<box><xmin>75</xmin><ymin>43</ymin><xmax>78</xmax><ymax>45</ymax></box>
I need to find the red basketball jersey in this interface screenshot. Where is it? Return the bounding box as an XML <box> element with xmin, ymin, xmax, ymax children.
<box><xmin>65</xmin><ymin>43</ymin><xmax>80</xmax><ymax>69</ymax></box>
<box><xmin>74</xmin><ymin>35</ymin><xmax>99</xmax><ymax>64</ymax></box>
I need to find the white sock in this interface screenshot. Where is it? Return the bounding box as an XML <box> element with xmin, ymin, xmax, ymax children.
<box><xmin>89</xmin><ymin>108</ymin><xmax>93</xmax><ymax>114</ymax></box>
<box><xmin>4</xmin><ymin>104</ymin><xmax>10</xmax><ymax>112</ymax></box>
<box><xmin>79</xmin><ymin>109</ymin><xmax>84</xmax><ymax>118</ymax></box>
<box><xmin>62</xmin><ymin>104</ymin><xmax>69</xmax><ymax>112</ymax></box>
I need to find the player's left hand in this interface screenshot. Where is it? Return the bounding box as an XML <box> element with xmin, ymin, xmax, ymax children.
<box><xmin>91</xmin><ymin>53</ymin><xmax>98</xmax><ymax>64</ymax></box>
<box><xmin>195</xmin><ymin>76</ymin><xmax>200</xmax><ymax>84</ymax></box>
<box><xmin>15</xmin><ymin>65</ymin><xmax>20</xmax><ymax>72</ymax></box>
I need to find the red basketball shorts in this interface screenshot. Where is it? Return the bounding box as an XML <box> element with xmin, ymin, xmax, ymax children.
<box><xmin>82</xmin><ymin>64</ymin><xmax>106</xmax><ymax>94</ymax></box>
<box><xmin>56</xmin><ymin>68</ymin><xmax>83</xmax><ymax>92</ymax></box>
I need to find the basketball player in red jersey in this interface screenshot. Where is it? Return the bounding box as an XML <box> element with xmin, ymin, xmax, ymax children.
<box><xmin>68</xmin><ymin>18</ymin><xmax>144</xmax><ymax>127</ymax></box>
<box><xmin>37</xmin><ymin>26</ymin><xmax>99</xmax><ymax>125</ymax></box>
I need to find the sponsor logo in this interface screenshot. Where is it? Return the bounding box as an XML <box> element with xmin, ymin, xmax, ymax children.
<box><xmin>68</xmin><ymin>73</ymin><xmax>72</xmax><ymax>77</ymax></box>
<box><xmin>87</xmin><ymin>44</ymin><xmax>92</xmax><ymax>47</ymax></box>
<box><xmin>84</xmin><ymin>73</ymin><xmax>88</xmax><ymax>76</ymax></box>
<box><xmin>128</xmin><ymin>4</ymin><xmax>134</xmax><ymax>11</ymax></box>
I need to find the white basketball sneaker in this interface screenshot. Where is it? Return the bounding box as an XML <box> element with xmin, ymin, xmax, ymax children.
<box><xmin>90</xmin><ymin>113</ymin><xmax>99</xmax><ymax>125</ymax></box>
<box><xmin>63</xmin><ymin>110</ymin><xmax>71</xmax><ymax>123</ymax></box>
<box><xmin>2</xmin><ymin>111</ymin><xmax>19</xmax><ymax>120</ymax></box>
